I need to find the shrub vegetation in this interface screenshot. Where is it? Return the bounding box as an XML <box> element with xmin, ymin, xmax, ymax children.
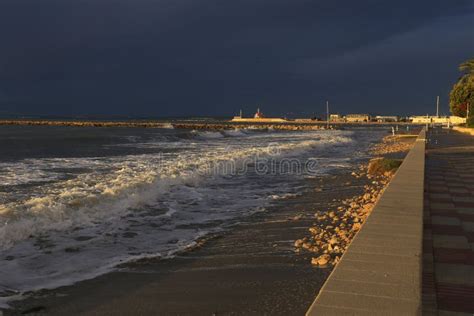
<box><xmin>368</xmin><ymin>158</ymin><xmax>403</xmax><ymax>176</ymax></box>
<box><xmin>450</xmin><ymin>58</ymin><xmax>474</xmax><ymax>127</ymax></box>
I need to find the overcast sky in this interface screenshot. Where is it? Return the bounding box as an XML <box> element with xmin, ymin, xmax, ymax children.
<box><xmin>0</xmin><ymin>0</ymin><xmax>473</xmax><ymax>117</ymax></box>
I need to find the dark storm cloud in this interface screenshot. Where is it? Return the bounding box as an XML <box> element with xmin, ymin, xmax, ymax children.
<box><xmin>0</xmin><ymin>0</ymin><xmax>473</xmax><ymax>117</ymax></box>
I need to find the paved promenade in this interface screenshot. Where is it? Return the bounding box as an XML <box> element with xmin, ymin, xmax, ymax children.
<box><xmin>423</xmin><ymin>128</ymin><xmax>474</xmax><ymax>315</ymax></box>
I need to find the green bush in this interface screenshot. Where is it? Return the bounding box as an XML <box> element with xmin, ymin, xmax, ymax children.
<box><xmin>467</xmin><ymin>115</ymin><xmax>474</xmax><ymax>128</ymax></box>
<box><xmin>450</xmin><ymin>58</ymin><xmax>474</xmax><ymax>118</ymax></box>
<box><xmin>368</xmin><ymin>158</ymin><xmax>402</xmax><ymax>176</ymax></box>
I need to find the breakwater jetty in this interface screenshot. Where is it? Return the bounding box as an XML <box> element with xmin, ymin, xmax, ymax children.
<box><xmin>0</xmin><ymin>120</ymin><xmax>173</xmax><ymax>128</ymax></box>
<box><xmin>172</xmin><ymin>122</ymin><xmax>331</xmax><ymax>130</ymax></box>
<box><xmin>0</xmin><ymin>119</ymin><xmax>421</xmax><ymax>131</ymax></box>
<box><xmin>0</xmin><ymin>120</ymin><xmax>332</xmax><ymax>131</ymax></box>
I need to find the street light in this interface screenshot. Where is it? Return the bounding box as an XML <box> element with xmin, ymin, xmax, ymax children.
<box><xmin>467</xmin><ymin>102</ymin><xmax>471</xmax><ymax>126</ymax></box>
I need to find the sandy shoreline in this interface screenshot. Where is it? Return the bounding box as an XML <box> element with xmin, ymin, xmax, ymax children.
<box><xmin>1</xmin><ymin>133</ymin><xmax>417</xmax><ymax>315</ymax></box>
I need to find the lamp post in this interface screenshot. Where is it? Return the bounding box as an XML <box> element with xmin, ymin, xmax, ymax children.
<box><xmin>467</xmin><ymin>102</ymin><xmax>471</xmax><ymax>126</ymax></box>
<box><xmin>436</xmin><ymin>95</ymin><xmax>439</xmax><ymax>117</ymax></box>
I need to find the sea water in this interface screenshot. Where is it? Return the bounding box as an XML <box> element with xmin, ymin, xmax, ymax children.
<box><xmin>0</xmin><ymin>125</ymin><xmax>384</xmax><ymax>303</ymax></box>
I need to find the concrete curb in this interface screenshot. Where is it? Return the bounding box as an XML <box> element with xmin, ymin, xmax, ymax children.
<box><xmin>306</xmin><ymin>128</ymin><xmax>426</xmax><ymax>316</ymax></box>
<box><xmin>452</xmin><ymin>126</ymin><xmax>474</xmax><ymax>136</ymax></box>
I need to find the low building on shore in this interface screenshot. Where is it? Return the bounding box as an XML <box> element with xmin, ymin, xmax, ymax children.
<box><xmin>345</xmin><ymin>114</ymin><xmax>370</xmax><ymax>123</ymax></box>
<box><xmin>410</xmin><ymin>115</ymin><xmax>466</xmax><ymax>125</ymax></box>
<box><xmin>410</xmin><ymin>115</ymin><xmax>432</xmax><ymax>124</ymax></box>
<box><xmin>329</xmin><ymin>114</ymin><xmax>345</xmax><ymax>122</ymax></box>
<box><xmin>374</xmin><ymin>115</ymin><xmax>399</xmax><ymax>122</ymax></box>
<box><xmin>447</xmin><ymin>116</ymin><xmax>468</xmax><ymax>125</ymax></box>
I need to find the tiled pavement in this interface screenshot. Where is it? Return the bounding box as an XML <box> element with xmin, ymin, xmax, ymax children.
<box><xmin>423</xmin><ymin>128</ymin><xmax>474</xmax><ymax>315</ymax></box>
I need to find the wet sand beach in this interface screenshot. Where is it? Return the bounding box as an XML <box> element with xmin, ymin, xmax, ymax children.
<box><xmin>6</xmin><ymin>172</ymin><xmax>365</xmax><ymax>315</ymax></box>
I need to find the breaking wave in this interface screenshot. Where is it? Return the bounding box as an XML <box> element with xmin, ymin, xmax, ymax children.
<box><xmin>0</xmin><ymin>128</ymin><xmax>359</xmax><ymax>303</ymax></box>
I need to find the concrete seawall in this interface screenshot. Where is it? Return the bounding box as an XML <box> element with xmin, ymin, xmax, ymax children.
<box><xmin>306</xmin><ymin>128</ymin><xmax>426</xmax><ymax>315</ymax></box>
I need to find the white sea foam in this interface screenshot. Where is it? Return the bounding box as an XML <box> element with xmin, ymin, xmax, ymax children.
<box><xmin>191</xmin><ymin>130</ymin><xmax>224</xmax><ymax>139</ymax></box>
<box><xmin>158</xmin><ymin>123</ymin><xmax>175</xmax><ymax>129</ymax></box>
<box><xmin>222</xmin><ymin>129</ymin><xmax>248</xmax><ymax>137</ymax></box>
<box><xmin>0</xmin><ymin>129</ymin><xmax>361</xmax><ymax>303</ymax></box>
<box><xmin>0</xmin><ymin>131</ymin><xmax>354</xmax><ymax>248</ymax></box>
<box><xmin>269</xmin><ymin>193</ymin><xmax>301</xmax><ymax>200</ymax></box>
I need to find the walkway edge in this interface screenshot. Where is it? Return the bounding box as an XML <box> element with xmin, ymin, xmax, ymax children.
<box><xmin>453</xmin><ymin>126</ymin><xmax>474</xmax><ymax>136</ymax></box>
<box><xmin>306</xmin><ymin>128</ymin><xmax>426</xmax><ymax>316</ymax></box>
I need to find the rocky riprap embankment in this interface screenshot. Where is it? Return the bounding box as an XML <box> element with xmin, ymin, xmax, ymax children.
<box><xmin>169</xmin><ymin>123</ymin><xmax>332</xmax><ymax>131</ymax></box>
<box><xmin>370</xmin><ymin>135</ymin><xmax>415</xmax><ymax>155</ymax></box>
<box><xmin>0</xmin><ymin>120</ymin><xmax>335</xmax><ymax>131</ymax></box>
<box><xmin>294</xmin><ymin>165</ymin><xmax>393</xmax><ymax>267</ymax></box>
<box><xmin>294</xmin><ymin>134</ymin><xmax>415</xmax><ymax>267</ymax></box>
<box><xmin>0</xmin><ymin>120</ymin><xmax>168</xmax><ymax>128</ymax></box>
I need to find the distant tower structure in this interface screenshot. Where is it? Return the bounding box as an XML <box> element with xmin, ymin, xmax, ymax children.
<box><xmin>254</xmin><ymin>107</ymin><xmax>264</xmax><ymax>118</ymax></box>
<box><xmin>239</xmin><ymin>109</ymin><xmax>243</xmax><ymax>118</ymax></box>
<box><xmin>436</xmin><ymin>96</ymin><xmax>440</xmax><ymax>117</ymax></box>
<box><xmin>326</xmin><ymin>100</ymin><xmax>330</xmax><ymax>129</ymax></box>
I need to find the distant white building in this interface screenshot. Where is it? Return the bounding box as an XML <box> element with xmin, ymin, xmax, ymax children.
<box><xmin>329</xmin><ymin>114</ymin><xmax>344</xmax><ymax>122</ymax></box>
<box><xmin>410</xmin><ymin>115</ymin><xmax>466</xmax><ymax>125</ymax></box>
<box><xmin>375</xmin><ymin>115</ymin><xmax>398</xmax><ymax>122</ymax></box>
<box><xmin>410</xmin><ymin>115</ymin><xmax>432</xmax><ymax>124</ymax></box>
<box><xmin>346</xmin><ymin>114</ymin><xmax>370</xmax><ymax>123</ymax></box>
